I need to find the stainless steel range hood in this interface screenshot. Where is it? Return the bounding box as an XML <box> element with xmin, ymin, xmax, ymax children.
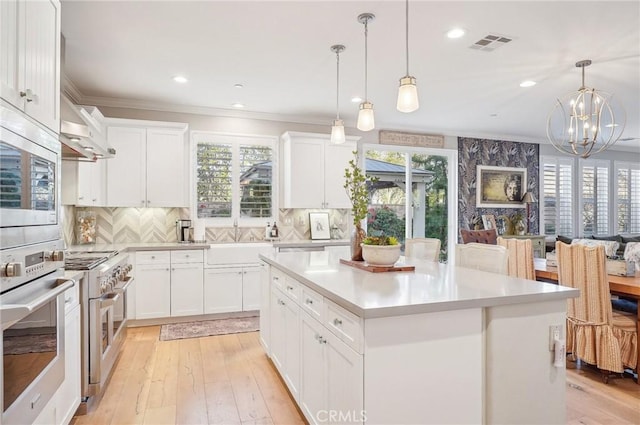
<box><xmin>60</xmin><ymin>95</ymin><xmax>115</xmax><ymax>161</ymax></box>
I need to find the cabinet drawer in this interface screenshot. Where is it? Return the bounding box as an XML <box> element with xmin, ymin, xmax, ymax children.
<box><xmin>136</xmin><ymin>251</ymin><xmax>170</xmax><ymax>265</ymax></box>
<box><xmin>271</xmin><ymin>267</ymin><xmax>286</xmax><ymax>291</ymax></box>
<box><xmin>171</xmin><ymin>250</ymin><xmax>204</xmax><ymax>263</ymax></box>
<box><xmin>63</xmin><ymin>280</ymin><xmax>80</xmax><ymax>314</ymax></box>
<box><xmin>300</xmin><ymin>285</ymin><xmax>324</xmax><ymax>322</ymax></box>
<box><xmin>324</xmin><ymin>299</ymin><xmax>363</xmax><ymax>353</ymax></box>
<box><xmin>283</xmin><ymin>276</ymin><xmax>302</xmax><ymax>304</ymax></box>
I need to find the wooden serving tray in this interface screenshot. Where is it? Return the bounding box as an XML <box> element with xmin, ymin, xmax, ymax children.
<box><xmin>340</xmin><ymin>258</ymin><xmax>415</xmax><ymax>273</ymax></box>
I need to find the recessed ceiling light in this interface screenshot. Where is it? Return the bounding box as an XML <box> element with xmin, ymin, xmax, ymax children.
<box><xmin>519</xmin><ymin>80</ymin><xmax>537</xmax><ymax>88</ymax></box>
<box><xmin>489</xmin><ymin>113</ymin><xmax>498</xmax><ymax>117</ymax></box>
<box><xmin>351</xmin><ymin>96</ymin><xmax>363</xmax><ymax>103</ymax></box>
<box><xmin>447</xmin><ymin>28</ymin><xmax>466</xmax><ymax>39</ymax></box>
<box><xmin>83</xmin><ymin>146</ymin><xmax>94</xmax><ymax>151</ymax></box>
<box><xmin>234</xmin><ymin>83</ymin><xmax>244</xmax><ymax>89</ymax></box>
<box><xmin>231</xmin><ymin>103</ymin><xmax>245</xmax><ymax>108</ymax></box>
<box><xmin>173</xmin><ymin>76</ymin><xmax>188</xmax><ymax>83</ymax></box>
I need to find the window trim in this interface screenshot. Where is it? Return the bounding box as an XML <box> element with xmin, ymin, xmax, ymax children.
<box><xmin>191</xmin><ymin>131</ymin><xmax>278</xmax><ymax>226</ymax></box>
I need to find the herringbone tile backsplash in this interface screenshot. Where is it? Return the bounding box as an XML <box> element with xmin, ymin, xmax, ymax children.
<box><xmin>63</xmin><ymin>206</ymin><xmax>350</xmax><ymax>246</ymax></box>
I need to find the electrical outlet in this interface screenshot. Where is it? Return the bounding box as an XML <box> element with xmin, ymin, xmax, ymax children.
<box><xmin>549</xmin><ymin>325</ymin><xmax>562</xmax><ymax>351</ymax></box>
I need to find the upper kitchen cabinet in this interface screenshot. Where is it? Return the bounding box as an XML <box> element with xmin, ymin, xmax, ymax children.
<box><xmin>0</xmin><ymin>0</ymin><xmax>60</xmax><ymax>133</ymax></box>
<box><xmin>280</xmin><ymin>132</ymin><xmax>359</xmax><ymax>209</ymax></box>
<box><xmin>105</xmin><ymin>119</ymin><xmax>189</xmax><ymax>208</ymax></box>
<box><xmin>61</xmin><ymin>159</ymin><xmax>106</xmax><ymax>206</ymax></box>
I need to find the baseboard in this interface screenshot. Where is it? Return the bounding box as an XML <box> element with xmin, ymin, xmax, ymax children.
<box><xmin>127</xmin><ymin>310</ymin><xmax>259</xmax><ymax>327</ymax></box>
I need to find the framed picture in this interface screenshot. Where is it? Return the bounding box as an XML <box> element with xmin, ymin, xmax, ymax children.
<box><xmin>482</xmin><ymin>214</ymin><xmax>497</xmax><ymax>231</ymax></box>
<box><xmin>476</xmin><ymin>165</ymin><xmax>527</xmax><ymax>208</ymax></box>
<box><xmin>309</xmin><ymin>212</ymin><xmax>330</xmax><ymax>240</ymax></box>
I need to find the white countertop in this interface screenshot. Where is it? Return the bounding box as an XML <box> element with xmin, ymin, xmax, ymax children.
<box><xmin>272</xmin><ymin>239</ymin><xmax>350</xmax><ymax>248</ymax></box>
<box><xmin>260</xmin><ymin>250</ymin><xmax>579</xmax><ymax>319</ymax></box>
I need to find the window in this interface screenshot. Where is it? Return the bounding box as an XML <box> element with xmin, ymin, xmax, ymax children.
<box><xmin>580</xmin><ymin>159</ymin><xmax>610</xmax><ymax>236</ymax></box>
<box><xmin>615</xmin><ymin>161</ymin><xmax>640</xmax><ymax>233</ymax></box>
<box><xmin>194</xmin><ymin>132</ymin><xmax>276</xmax><ymax>223</ymax></box>
<box><xmin>541</xmin><ymin>156</ymin><xmax>574</xmax><ymax>237</ymax></box>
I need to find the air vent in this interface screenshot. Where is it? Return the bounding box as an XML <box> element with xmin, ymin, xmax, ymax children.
<box><xmin>469</xmin><ymin>34</ymin><xmax>513</xmax><ymax>52</ymax></box>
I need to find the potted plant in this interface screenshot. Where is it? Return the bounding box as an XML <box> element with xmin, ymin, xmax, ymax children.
<box><xmin>362</xmin><ymin>235</ymin><xmax>401</xmax><ymax>266</ymax></box>
<box><xmin>344</xmin><ymin>151</ymin><xmax>375</xmax><ymax>261</ymax></box>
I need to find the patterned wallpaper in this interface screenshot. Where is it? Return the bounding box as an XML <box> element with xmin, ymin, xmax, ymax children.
<box><xmin>62</xmin><ymin>206</ymin><xmax>350</xmax><ymax>246</ymax></box>
<box><xmin>457</xmin><ymin>137</ymin><xmax>539</xmax><ymax>237</ymax></box>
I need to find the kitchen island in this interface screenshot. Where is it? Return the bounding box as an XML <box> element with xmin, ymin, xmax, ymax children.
<box><xmin>259</xmin><ymin>250</ymin><xmax>578</xmax><ymax>425</ymax></box>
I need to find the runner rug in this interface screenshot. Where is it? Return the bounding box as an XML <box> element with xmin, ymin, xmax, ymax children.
<box><xmin>159</xmin><ymin>315</ymin><xmax>259</xmax><ymax>341</ymax></box>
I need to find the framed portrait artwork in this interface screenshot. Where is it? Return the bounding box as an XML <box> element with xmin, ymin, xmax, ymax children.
<box><xmin>481</xmin><ymin>214</ymin><xmax>497</xmax><ymax>231</ymax></box>
<box><xmin>309</xmin><ymin>212</ymin><xmax>331</xmax><ymax>240</ymax></box>
<box><xmin>476</xmin><ymin>165</ymin><xmax>527</xmax><ymax>208</ymax></box>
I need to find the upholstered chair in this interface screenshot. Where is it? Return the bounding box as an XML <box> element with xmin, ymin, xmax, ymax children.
<box><xmin>455</xmin><ymin>243</ymin><xmax>508</xmax><ymax>275</ymax></box>
<box><xmin>497</xmin><ymin>236</ymin><xmax>535</xmax><ymax>280</ymax></box>
<box><xmin>557</xmin><ymin>241</ymin><xmax>637</xmax><ymax>380</ymax></box>
<box><xmin>404</xmin><ymin>238</ymin><xmax>441</xmax><ymax>262</ymax></box>
<box><xmin>460</xmin><ymin>228</ymin><xmax>498</xmax><ymax>245</ymax></box>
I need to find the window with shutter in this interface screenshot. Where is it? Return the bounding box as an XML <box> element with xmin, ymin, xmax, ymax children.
<box><xmin>194</xmin><ymin>133</ymin><xmax>276</xmax><ymax>223</ymax></box>
<box><xmin>580</xmin><ymin>159</ymin><xmax>610</xmax><ymax>236</ymax></box>
<box><xmin>615</xmin><ymin>161</ymin><xmax>640</xmax><ymax>233</ymax></box>
<box><xmin>541</xmin><ymin>156</ymin><xmax>574</xmax><ymax>237</ymax></box>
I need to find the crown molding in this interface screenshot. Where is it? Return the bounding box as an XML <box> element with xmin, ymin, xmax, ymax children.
<box><xmin>61</xmin><ymin>73</ymin><xmax>84</xmax><ymax>104</ymax></box>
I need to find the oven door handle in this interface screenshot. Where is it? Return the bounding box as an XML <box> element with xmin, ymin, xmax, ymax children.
<box><xmin>113</xmin><ymin>276</ymin><xmax>134</xmax><ymax>294</ymax></box>
<box><xmin>0</xmin><ymin>278</ymin><xmax>74</xmax><ymax>328</ymax></box>
<box><xmin>99</xmin><ymin>291</ymin><xmax>121</xmax><ymax>308</ymax></box>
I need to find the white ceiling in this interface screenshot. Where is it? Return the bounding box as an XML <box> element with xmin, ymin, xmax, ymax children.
<box><xmin>60</xmin><ymin>0</ymin><xmax>640</xmax><ymax>152</ymax></box>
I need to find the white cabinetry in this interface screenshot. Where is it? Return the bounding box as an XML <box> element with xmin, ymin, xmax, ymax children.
<box><xmin>58</xmin><ymin>285</ymin><xmax>81</xmax><ymax>425</ymax></box>
<box><xmin>0</xmin><ymin>0</ymin><xmax>60</xmax><ymax>132</ymax></box>
<box><xmin>61</xmin><ymin>159</ymin><xmax>106</xmax><ymax>206</ymax></box>
<box><xmin>280</xmin><ymin>132</ymin><xmax>359</xmax><ymax>209</ymax></box>
<box><xmin>270</xmin><ymin>285</ymin><xmax>301</xmax><ymax>402</ymax></box>
<box><xmin>105</xmin><ymin>120</ymin><xmax>188</xmax><ymax>207</ymax></box>
<box><xmin>203</xmin><ymin>265</ymin><xmax>260</xmax><ymax>313</ymax></box>
<box><xmin>170</xmin><ymin>250</ymin><xmax>203</xmax><ymax>317</ymax></box>
<box><xmin>134</xmin><ymin>251</ymin><xmax>171</xmax><ymax>319</ymax></box>
<box><xmin>259</xmin><ymin>262</ymin><xmax>270</xmax><ymax>352</ymax></box>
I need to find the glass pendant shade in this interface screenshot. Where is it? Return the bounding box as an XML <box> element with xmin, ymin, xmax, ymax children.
<box><xmin>546</xmin><ymin>60</ymin><xmax>625</xmax><ymax>158</ymax></box>
<box><xmin>330</xmin><ymin>119</ymin><xmax>346</xmax><ymax>144</ymax></box>
<box><xmin>397</xmin><ymin>76</ymin><xmax>419</xmax><ymax>112</ymax></box>
<box><xmin>357</xmin><ymin>101</ymin><xmax>375</xmax><ymax>131</ymax></box>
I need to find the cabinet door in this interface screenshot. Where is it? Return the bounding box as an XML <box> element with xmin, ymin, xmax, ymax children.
<box><xmin>76</xmin><ymin>160</ymin><xmax>105</xmax><ymax>206</ymax></box>
<box><xmin>203</xmin><ymin>268</ymin><xmax>242</xmax><ymax>314</ymax></box>
<box><xmin>259</xmin><ymin>263</ymin><xmax>270</xmax><ymax>353</ymax></box>
<box><xmin>326</xmin><ymin>330</ymin><xmax>364</xmax><ymax>425</ymax></box>
<box><xmin>106</xmin><ymin>126</ymin><xmax>146</xmax><ymax>207</ymax></box>
<box><xmin>0</xmin><ymin>0</ymin><xmax>21</xmax><ymax>107</ymax></box>
<box><xmin>282</xmin><ymin>137</ymin><xmax>324</xmax><ymax>208</ymax></box>
<box><xmin>22</xmin><ymin>0</ymin><xmax>60</xmax><ymax>132</ymax></box>
<box><xmin>242</xmin><ymin>266</ymin><xmax>261</xmax><ymax>311</ymax></box>
<box><xmin>270</xmin><ymin>287</ymin><xmax>287</xmax><ymax>373</ymax></box>
<box><xmin>170</xmin><ymin>263</ymin><xmax>203</xmax><ymax>317</ymax></box>
<box><xmin>135</xmin><ymin>263</ymin><xmax>171</xmax><ymax>319</ymax></box>
<box><xmin>146</xmin><ymin>128</ymin><xmax>187</xmax><ymax>207</ymax></box>
<box><xmin>58</xmin><ymin>304</ymin><xmax>81</xmax><ymax>425</ymax></box>
<box><xmin>323</xmin><ymin>143</ymin><xmax>355</xmax><ymax>209</ymax></box>
<box><xmin>283</xmin><ymin>295</ymin><xmax>300</xmax><ymax>401</ymax></box>
<box><xmin>300</xmin><ymin>312</ymin><xmax>327</xmax><ymax>425</ymax></box>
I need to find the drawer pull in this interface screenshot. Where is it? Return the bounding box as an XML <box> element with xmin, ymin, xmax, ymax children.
<box><xmin>286</xmin><ymin>285</ymin><xmax>294</xmax><ymax>291</ymax></box>
<box><xmin>305</xmin><ymin>298</ymin><xmax>313</xmax><ymax>305</ymax></box>
<box><xmin>273</xmin><ymin>276</ymin><xmax>279</xmax><ymax>281</ymax></box>
<box><xmin>333</xmin><ymin>318</ymin><xmax>342</xmax><ymax>326</ymax></box>
<box><xmin>318</xmin><ymin>336</ymin><xmax>327</xmax><ymax>344</ymax></box>
<box><xmin>278</xmin><ymin>299</ymin><xmax>285</xmax><ymax>306</ymax></box>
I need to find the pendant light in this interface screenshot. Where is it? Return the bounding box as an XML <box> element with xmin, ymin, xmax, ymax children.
<box><xmin>330</xmin><ymin>44</ymin><xmax>346</xmax><ymax>144</ymax></box>
<box><xmin>397</xmin><ymin>0</ymin><xmax>419</xmax><ymax>112</ymax></box>
<box><xmin>546</xmin><ymin>59</ymin><xmax>626</xmax><ymax>158</ymax></box>
<box><xmin>357</xmin><ymin>13</ymin><xmax>375</xmax><ymax>132</ymax></box>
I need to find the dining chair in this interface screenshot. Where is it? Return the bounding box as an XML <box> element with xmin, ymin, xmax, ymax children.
<box><xmin>455</xmin><ymin>243</ymin><xmax>508</xmax><ymax>274</ymax></box>
<box><xmin>404</xmin><ymin>238</ymin><xmax>441</xmax><ymax>262</ymax></box>
<box><xmin>497</xmin><ymin>236</ymin><xmax>535</xmax><ymax>280</ymax></box>
<box><xmin>556</xmin><ymin>241</ymin><xmax>637</xmax><ymax>380</ymax></box>
<box><xmin>460</xmin><ymin>228</ymin><xmax>498</xmax><ymax>245</ymax></box>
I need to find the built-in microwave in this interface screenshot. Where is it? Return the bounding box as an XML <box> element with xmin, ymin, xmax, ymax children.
<box><xmin>1</xmin><ymin>101</ymin><xmax>61</xmax><ymax>249</ymax></box>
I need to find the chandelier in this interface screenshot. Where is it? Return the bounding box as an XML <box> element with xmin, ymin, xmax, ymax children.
<box><xmin>546</xmin><ymin>59</ymin><xmax>625</xmax><ymax>158</ymax></box>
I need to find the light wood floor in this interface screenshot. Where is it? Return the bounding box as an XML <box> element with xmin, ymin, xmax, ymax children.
<box><xmin>72</xmin><ymin>326</ymin><xmax>640</xmax><ymax>425</ymax></box>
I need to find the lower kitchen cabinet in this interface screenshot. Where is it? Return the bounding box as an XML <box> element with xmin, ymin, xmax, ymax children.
<box><xmin>270</xmin><ymin>285</ymin><xmax>301</xmax><ymax>402</ymax></box>
<box><xmin>170</xmin><ymin>250</ymin><xmax>204</xmax><ymax>317</ymax></box>
<box><xmin>135</xmin><ymin>252</ymin><xmax>171</xmax><ymax>319</ymax></box>
<box><xmin>59</xmin><ymin>303</ymin><xmax>81</xmax><ymax>424</ymax></box>
<box><xmin>204</xmin><ymin>265</ymin><xmax>261</xmax><ymax>314</ymax></box>
<box><xmin>259</xmin><ymin>262</ymin><xmax>270</xmax><ymax>352</ymax></box>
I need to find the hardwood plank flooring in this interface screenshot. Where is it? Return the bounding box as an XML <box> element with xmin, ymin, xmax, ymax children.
<box><xmin>72</xmin><ymin>326</ymin><xmax>639</xmax><ymax>425</ymax></box>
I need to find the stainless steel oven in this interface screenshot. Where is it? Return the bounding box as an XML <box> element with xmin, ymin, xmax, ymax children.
<box><xmin>1</xmin><ymin>266</ymin><xmax>72</xmax><ymax>425</ymax></box>
<box><xmin>1</xmin><ymin>101</ymin><xmax>61</xmax><ymax>250</ymax></box>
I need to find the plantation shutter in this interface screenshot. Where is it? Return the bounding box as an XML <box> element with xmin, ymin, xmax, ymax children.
<box><xmin>541</xmin><ymin>156</ymin><xmax>574</xmax><ymax>237</ymax></box>
<box><xmin>615</xmin><ymin>161</ymin><xmax>640</xmax><ymax>233</ymax></box>
<box><xmin>580</xmin><ymin>159</ymin><xmax>610</xmax><ymax>236</ymax></box>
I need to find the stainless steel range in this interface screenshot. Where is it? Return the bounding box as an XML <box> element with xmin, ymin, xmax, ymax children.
<box><xmin>64</xmin><ymin>250</ymin><xmax>133</xmax><ymax>412</ymax></box>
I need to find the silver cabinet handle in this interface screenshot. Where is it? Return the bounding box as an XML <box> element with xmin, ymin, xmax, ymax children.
<box><xmin>333</xmin><ymin>318</ymin><xmax>342</xmax><ymax>326</ymax></box>
<box><xmin>278</xmin><ymin>299</ymin><xmax>285</xmax><ymax>306</ymax></box>
<box><xmin>286</xmin><ymin>285</ymin><xmax>294</xmax><ymax>291</ymax></box>
<box><xmin>318</xmin><ymin>336</ymin><xmax>327</xmax><ymax>344</ymax></box>
<box><xmin>19</xmin><ymin>89</ymin><xmax>33</xmax><ymax>102</ymax></box>
<box><xmin>273</xmin><ymin>276</ymin><xmax>279</xmax><ymax>281</ymax></box>
<box><xmin>305</xmin><ymin>298</ymin><xmax>313</xmax><ymax>305</ymax></box>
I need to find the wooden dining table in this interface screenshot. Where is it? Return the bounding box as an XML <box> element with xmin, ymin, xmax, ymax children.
<box><xmin>534</xmin><ymin>258</ymin><xmax>640</xmax><ymax>380</ymax></box>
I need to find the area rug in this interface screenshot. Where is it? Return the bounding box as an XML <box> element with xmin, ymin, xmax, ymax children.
<box><xmin>159</xmin><ymin>316</ymin><xmax>259</xmax><ymax>341</ymax></box>
<box><xmin>3</xmin><ymin>330</ymin><xmax>57</xmax><ymax>355</ymax></box>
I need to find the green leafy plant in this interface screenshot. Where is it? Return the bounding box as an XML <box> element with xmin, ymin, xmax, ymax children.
<box><xmin>362</xmin><ymin>235</ymin><xmax>399</xmax><ymax>246</ymax></box>
<box><xmin>344</xmin><ymin>151</ymin><xmax>376</xmax><ymax>227</ymax></box>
